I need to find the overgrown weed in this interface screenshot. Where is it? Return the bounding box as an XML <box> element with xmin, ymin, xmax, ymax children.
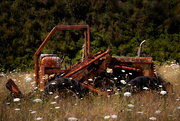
<box><xmin>0</xmin><ymin>62</ymin><xmax>179</xmax><ymax>121</ymax></box>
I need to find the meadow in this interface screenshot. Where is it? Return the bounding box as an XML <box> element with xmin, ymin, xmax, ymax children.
<box><xmin>0</xmin><ymin>61</ymin><xmax>179</xmax><ymax>121</ymax></box>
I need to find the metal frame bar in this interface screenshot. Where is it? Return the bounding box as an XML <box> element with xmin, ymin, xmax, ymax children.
<box><xmin>34</xmin><ymin>25</ymin><xmax>90</xmax><ymax>85</ymax></box>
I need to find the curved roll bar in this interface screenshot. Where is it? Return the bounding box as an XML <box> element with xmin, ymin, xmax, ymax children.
<box><xmin>34</xmin><ymin>25</ymin><xmax>90</xmax><ymax>85</ymax></box>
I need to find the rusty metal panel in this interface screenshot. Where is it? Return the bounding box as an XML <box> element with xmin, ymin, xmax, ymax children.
<box><xmin>132</xmin><ymin>63</ymin><xmax>154</xmax><ymax>77</ymax></box>
<box><xmin>114</xmin><ymin>65</ymin><xmax>141</xmax><ymax>72</ymax></box>
<box><xmin>95</xmin><ymin>52</ymin><xmax>112</xmax><ymax>75</ymax></box>
<box><xmin>113</xmin><ymin>56</ymin><xmax>153</xmax><ymax>63</ymax></box>
<box><xmin>40</xmin><ymin>66</ymin><xmax>45</xmax><ymax>91</ymax></box>
<box><xmin>64</xmin><ymin>49</ymin><xmax>111</xmax><ymax>78</ymax></box>
<box><xmin>111</xmin><ymin>56</ymin><xmax>154</xmax><ymax>77</ymax></box>
<box><xmin>40</xmin><ymin>57</ymin><xmax>61</xmax><ymax>68</ymax></box>
<box><xmin>6</xmin><ymin>79</ymin><xmax>23</xmax><ymax>97</ymax></box>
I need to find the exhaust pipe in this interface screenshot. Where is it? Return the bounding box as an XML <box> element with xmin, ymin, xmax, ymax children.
<box><xmin>138</xmin><ymin>40</ymin><xmax>146</xmax><ymax>57</ymax></box>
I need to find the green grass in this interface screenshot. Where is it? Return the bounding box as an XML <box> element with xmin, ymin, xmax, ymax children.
<box><xmin>0</xmin><ymin>63</ymin><xmax>179</xmax><ymax>121</ymax></box>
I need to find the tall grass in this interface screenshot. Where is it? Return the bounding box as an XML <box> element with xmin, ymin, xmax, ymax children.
<box><xmin>0</xmin><ymin>62</ymin><xmax>179</xmax><ymax>121</ymax></box>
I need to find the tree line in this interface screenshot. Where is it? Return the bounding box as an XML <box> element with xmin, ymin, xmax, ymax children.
<box><xmin>0</xmin><ymin>0</ymin><xmax>179</xmax><ymax>71</ymax></box>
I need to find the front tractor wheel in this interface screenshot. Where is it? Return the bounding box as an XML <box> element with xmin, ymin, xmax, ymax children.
<box><xmin>42</xmin><ymin>77</ymin><xmax>85</xmax><ymax>104</ymax></box>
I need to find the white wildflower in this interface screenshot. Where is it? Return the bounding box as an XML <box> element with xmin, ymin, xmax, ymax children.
<box><xmin>33</xmin><ymin>99</ymin><xmax>42</xmax><ymax>103</ymax></box>
<box><xmin>49</xmin><ymin>92</ymin><xmax>53</xmax><ymax>95</ymax></box>
<box><xmin>107</xmin><ymin>89</ymin><xmax>111</xmax><ymax>92</ymax></box>
<box><xmin>121</xmin><ymin>70</ymin><xmax>125</xmax><ymax>72</ymax></box>
<box><xmin>0</xmin><ymin>73</ymin><xmax>5</xmax><ymax>77</ymax></box>
<box><xmin>54</xmin><ymin>95</ymin><xmax>59</xmax><ymax>99</ymax></box>
<box><xmin>124</xmin><ymin>92</ymin><xmax>131</xmax><ymax>97</ymax></box>
<box><xmin>13</xmin><ymin>98</ymin><xmax>20</xmax><ymax>102</ymax></box>
<box><xmin>137</xmin><ymin>111</ymin><xmax>143</xmax><ymax>114</ymax></box>
<box><xmin>55</xmin><ymin>107</ymin><xmax>60</xmax><ymax>109</ymax></box>
<box><xmin>155</xmin><ymin>110</ymin><xmax>161</xmax><ymax>114</ymax></box>
<box><xmin>160</xmin><ymin>91</ymin><xmax>167</xmax><ymax>95</ymax></box>
<box><xmin>68</xmin><ymin>117</ymin><xmax>78</xmax><ymax>121</ymax></box>
<box><xmin>6</xmin><ymin>102</ymin><xmax>10</xmax><ymax>105</ymax></box>
<box><xmin>50</xmin><ymin>102</ymin><xmax>56</xmax><ymax>104</ymax></box>
<box><xmin>127</xmin><ymin>109</ymin><xmax>132</xmax><ymax>111</ymax></box>
<box><xmin>114</xmin><ymin>77</ymin><xmax>118</xmax><ymax>80</ymax></box>
<box><xmin>25</xmin><ymin>74</ymin><xmax>32</xmax><ymax>82</ymax></box>
<box><xmin>159</xmin><ymin>85</ymin><xmax>163</xmax><ymax>88</ymax></box>
<box><xmin>127</xmin><ymin>104</ymin><xmax>134</xmax><ymax>108</ymax></box>
<box><xmin>104</xmin><ymin>115</ymin><xmax>110</xmax><ymax>119</ymax></box>
<box><xmin>143</xmin><ymin>87</ymin><xmax>149</xmax><ymax>90</ymax></box>
<box><xmin>111</xmin><ymin>115</ymin><xmax>117</xmax><ymax>119</ymax></box>
<box><xmin>51</xmin><ymin>82</ymin><xmax>56</xmax><ymax>85</ymax></box>
<box><xmin>14</xmin><ymin>108</ymin><xmax>20</xmax><ymax>111</ymax></box>
<box><xmin>31</xmin><ymin>111</ymin><xmax>36</xmax><ymax>114</ymax></box>
<box><xmin>149</xmin><ymin>117</ymin><xmax>157</xmax><ymax>120</ymax></box>
<box><xmin>35</xmin><ymin>117</ymin><xmax>43</xmax><ymax>120</ymax></box>
<box><xmin>129</xmin><ymin>72</ymin><xmax>132</xmax><ymax>75</ymax></box>
<box><xmin>31</xmin><ymin>81</ymin><xmax>35</xmax><ymax>84</ymax></box>
<box><xmin>120</xmin><ymin>80</ymin><xmax>127</xmax><ymax>84</ymax></box>
<box><xmin>106</xmin><ymin>68</ymin><xmax>112</xmax><ymax>74</ymax></box>
<box><xmin>177</xmin><ymin>106</ymin><xmax>180</xmax><ymax>109</ymax></box>
<box><xmin>25</xmin><ymin>77</ymin><xmax>32</xmax><ymax>82</ymax></box>
<box><xmin>107</xmin><ymin>71</ymin><xmax>111</xmax><ymax>73</ymax></box>
<box><xmin>88</xmin><ymin>78</ymin><xmax>93</xmax><ymax>81</ymax></box>
<box><xmin>34</xmin><ymin>87</ymin><xmax>38</xmax><ymax>90</ymax></box>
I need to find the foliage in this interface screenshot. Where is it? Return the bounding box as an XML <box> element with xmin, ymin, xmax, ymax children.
<box><xmin>0</xmin><ymin>0</ymin><xmax>179</xmax><ymax>71</ymax></box>
<box><xmin>0</xmin><ymin>63</ymin><xmax>179</xmax><ymax>120</ymax></box>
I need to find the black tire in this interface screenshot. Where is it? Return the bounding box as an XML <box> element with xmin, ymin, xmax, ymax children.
<box><xmin>43</xmin><ymin>77</ymin><xmax>85</xmax><ymax>98</ymax></box>
<box><xmin>124</xmin><ymin>76</ymin><xmax>166</xmax><ymax>93</ymax></box>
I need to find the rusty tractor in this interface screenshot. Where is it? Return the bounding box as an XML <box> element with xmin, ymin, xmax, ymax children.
<box><xmin>6</xmin><ymin>25</ymin><xmax>165</xmax><ymax>101</ymax></box>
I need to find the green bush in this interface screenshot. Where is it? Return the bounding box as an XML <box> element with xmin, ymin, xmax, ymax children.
<box><xmin>0</xmin><ymin>0</ymin><xmax>179</xmax><ymax>71</ymax></box>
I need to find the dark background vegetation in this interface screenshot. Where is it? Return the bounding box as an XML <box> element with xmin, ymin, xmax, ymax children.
<box><xmin>0</xmin><ymin>0</ymin><xmax>179</xmax><ymax>71</ymax></box>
